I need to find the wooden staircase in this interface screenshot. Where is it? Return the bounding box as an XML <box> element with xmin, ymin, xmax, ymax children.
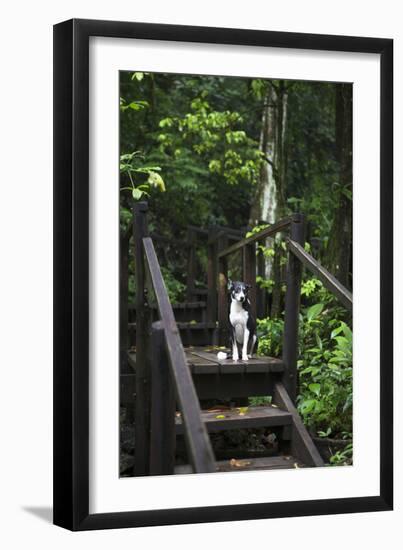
<box><xmin>126</xmin><ymin>344</ymin><xmax>322</xmax><ymax>473</ymax></box>
<box><xmin>120</xmin><ymin>201</ymin><xmax>352</xmax><ymax>477</ymax></box>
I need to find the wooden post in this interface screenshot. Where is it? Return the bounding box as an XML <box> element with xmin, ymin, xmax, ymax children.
<box><xmin>282</xmin><ymin>214</ymin><xmax>305</xmax><ymax>403</ymax></box>
<box><xmin>133</xmin><ymin>201</ymin><xmax>151</xmax><ymax>476</ymax></box>
<box><xmin>243</xmin><ymin>243</ymin><xmax>257</xmax><ymax>320</ymax></box>
<box><xmin>120</xmin><ymin>229</ymin><xmax>130</xmax><ymax>374</ymax></box>
<box><xmin>217</xmin><ymin>254</ymin><xmax>228</xmax><ymax>346</ymax></box>
<box><xmin>206</xmin><ymin>227</ymin><xmax>219</xmax><ymax>323</ymax></box>
<box><xmin>256</xmin><ymin>238</ymin><xmax>266</xmax><ymax>319</ymax></box>
<box><xmin>186</xmin><ymin>228</ymin><xmax>196</xmax><ymax>301</ymax></box>
<box><xmin>149</xmin><ymin>321</ymin><xmax>176</xmax><ymax>475</ymax></box>
<box><xmin>217</xmin><ymin>233</ymin><xmax>229</xmax><ymax>345</ymax></box>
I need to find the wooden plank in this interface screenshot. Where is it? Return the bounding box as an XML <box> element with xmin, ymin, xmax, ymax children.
<box><xmin>127</xmin><ymin>351</ymin><xmax>136</xmax><ymax>370</ymax></box>
<box><xmin>151</xmin><ymin>233</ymin><xmax>191</xmax><ymax>248</ymax></box>
<box><xmin>128</xmin><ymin>301</ymin><xmax>206</xmax><ymax>312</ymax></box>
<box><xmin>243</xmin><ymin>242</ymin><xmax>257</xmax><ymax>318</ymax></box>
<box><xmin>190</xmin><ymin>349</ymin><xmax>243</xmax><ymax>374</ymax></box>
<box><xmin>133</xmin><ymin>201</ymin><xmax>151</xmax><ymax>476</ymax></box>
<box><xmin>143</xmin><ymin>238</ymin><xmax>216</xmax><ymax>473</ymax></box>
<box><xmin>175</xmin><ymin>455</ymin><xmax>305</xmax><ymax>474</ymax></box>
<box><xmin>120</xmin><ymin>373</ymin><xmax>135</xmax><ymax>403</ymax></box>
<box><xmin>273</xmin><ymin>382</ymin><xmax>324</xmax><ymax>467</ymax></box>
<box><xmin>288</xmin><ymin>238</ymin><xmax>353</xmax><ymax>311</ymax></box>
<box><xmin>175</xmin><ymin>405</ymin><xmax>292</xmax><ymax>434</ymax></box>
<box><xmin>246</xmin><ymin>358</ymin><xmax>284</xmax><ymax>374</ymax></box>
<box><xmin>218</xmin><ymin>216</ymin><xmax>293</xmax><ymax>259</ymax></box>
<box><xmin>217</xmin><ymin>255</ymin><xmax>228</xmax><ymax>345</ymax></box>
<box><xmin>206</xmin><ymin>227</ymin><xmax>219</xmax><ymax>323</ymax></box>
<box><xmin>193</xmin><ymin>373</ymin><xmax>274</xmax><ymax>400</ymax></box>
<box><xmin>186</xmin><ymin>228</ymin><xmax>197</xmax><ymax>301</ymax></box>
<box><xmin>149</xmin><ymin>324</ymin><xmax>176</xmax><ymax>476</ymax></box>
<box><xmin>120</xmin><ymin>230</ymin><xmax>130</xmax><ymax>372</ymax></box>
<box><xmin>282</xmin><ymin>214</ymin><xmax>305</xmax><ymax>402</ymax></box>
<box><xmin>186</xmin><ymin>350</ymin><xmax>219</xmax><ymax>374</ymax></box>
<box><xmin>256</xmin><ymin>240</ymin><xmax>267</xmax><ymax>318</ymax></box>
<box><xmin>190</xmin><ymin>349</ymin><xmax>283</xmax><ymax>374</ymax></box>
<box><xmin>129</xmin><ymin>321</ymin><xmax>215</xmax><ymax>330</ymax></box>
<box><xmin>186</xmin><ymin>225</ymin><xmax>209</xmax><ymax>236</ymax></box>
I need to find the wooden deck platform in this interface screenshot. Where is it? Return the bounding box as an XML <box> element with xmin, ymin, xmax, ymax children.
<box><xmin>128</xmin><ymin>347</ymin><xmax>284</xmax><ymax>375</ymax></box>
<box><xmin>184</xmin><ymin>347</ymin><xmax>284</xmax><ymax>374</ymax></box>
<box><xmin>125</xmin><ymin>347</ymin><xmax>285</xmax><ymax>401</ymax></box>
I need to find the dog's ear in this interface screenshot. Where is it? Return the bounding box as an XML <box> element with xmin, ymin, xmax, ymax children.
<box><xmin>245</xmin><ymin>283</ymin><xmax>251</xmax><ymax>290</ymax></box>
<box><xmin>227</xmin><ymin>279</ymin><xmax>234</xmax><ymax>291</ymax></box>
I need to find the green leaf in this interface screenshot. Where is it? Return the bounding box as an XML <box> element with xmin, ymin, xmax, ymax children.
<box><xmin>342</xmin><ymin>323</ymin><xmax>353</xmax><ymax>342</ymax></box>
<box><xmin>330</xmin><ymin>325</ymin><xmax>344</xmax><ymax>339</ymax></box>
<box><xmin>306</xmin><ymin>303</ymin><xmax>324</xmax><ymax>322</ymax></box>
<box><xmin>127</xmin><ymin>100</ymin><xmax>149</xmax><ymax>111</ymax></box>
<box><xmin>147</xmin><ymin>171</ymin><xmax>166</xmax><ymax>192</ymax></box>
<box><xmin>300</xmin><ymin>399</ymin><xmax>316</xmax><ymax>414</ymax></box>
<box><xmin>309</xmin><ymin>383</ymin><xmax>321</xmax><ymax>397</ymax></box>
<box><xmin>132</xmin><ymin>188</ymin><xmax>143</xmax><ymax>200</ymax></box>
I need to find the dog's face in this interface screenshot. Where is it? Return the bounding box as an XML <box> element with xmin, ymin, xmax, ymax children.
<box><xmin>228</xmin><ymin>280</ymin><xmax>251</xmax><ymax>303</ymax></box>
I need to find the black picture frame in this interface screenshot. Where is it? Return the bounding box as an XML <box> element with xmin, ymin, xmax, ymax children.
<box><xmin>53</xmin><ymin>18</ymin><xmax>393</xmax><ymax>531</ymax></box>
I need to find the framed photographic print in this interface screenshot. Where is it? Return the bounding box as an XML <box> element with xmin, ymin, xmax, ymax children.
<box><xmin>53</xmin><ymin>19</ymin><xmax>393</xmax><ymax>530</ymax></box>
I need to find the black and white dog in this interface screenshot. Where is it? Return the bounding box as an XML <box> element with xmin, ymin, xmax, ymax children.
<box><xmin>217</xmin><ymin>280</ymin><xmax>257</xmax><ymax>362</ymax></box>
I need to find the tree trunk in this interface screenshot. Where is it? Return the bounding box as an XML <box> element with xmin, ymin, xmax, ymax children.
<box><xmin>249</xmin><ymin>82</ymin><xmax>288</xmax><ymax>227</ymax></box>
<box><xmin>249</xmin><ymin>82</ymin><xmax>288</xmax><ymax>317</ymax></box>
<box><xmin>326</xmin><ymin>84</ymin><xmax>352</xmax><ymax>289</ymax></box>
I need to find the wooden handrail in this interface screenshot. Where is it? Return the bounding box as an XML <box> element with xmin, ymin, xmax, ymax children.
<box><xmin>218</xmin><ymin>215</ymin><xmax>294</xmax><ymax>259</ymax></box>
<box><xmin>288</xmin><ymin>239</ymin><xmax>353</xmax><ymax>311</ymax></box>
<box><xmin>143</xmin><ymin>237</ymin><xmax>216</xmax><ymax>473</ymax></box>
<box><xmin>151</xmin><ymin>233</ymin><xmax>192</xmax><ymax>248</ymax></box>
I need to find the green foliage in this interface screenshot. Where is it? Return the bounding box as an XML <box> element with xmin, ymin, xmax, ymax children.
<box><xmin>160</xmin><ymin>267</ymin><xmax>186</xmax><ymax>303</ymax></box>
<box><xmin>120</xmin><ymin>151</ymin><xmax>166</xmax><ymax>200</ymax></box>
<box><xmin>127</xmin><ymin>266</ymin><xmax>185</xmax><ymax>304</ymax></box>
<box><xmin>297</xmin><ymin>297</ymin><xmax>352</xmax><ymax>437</ymax></box>
<box><xmin>249</xmin><ymin>395</ymin><xmax>272</xmax><ymax>406</ymax></box>
<box><xmin>329</xmin><ymin>442</ymin><xmax>353</xmax><ymax>466</ymax></box>
<box><xmin>158</xmin><ymin>93</ymin><xmax>263</xmax><ymax>187</ymax></box>
<box><xmin>257</xmin><ymin>317</ymin><xmax>284</xmax><ymax>357</ymax></box>
<box><xmin>257</xmin><ymin>273</ymin><xmax>352</xmax><ymax>440</ymax></box>
<box><xmin>118</xmin><ymin>70</ymin><xmax>353</xmax><ymax>465</ymax></box>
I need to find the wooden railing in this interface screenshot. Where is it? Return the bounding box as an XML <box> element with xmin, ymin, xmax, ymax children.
<box><xmin>216</xmin><ymin>212</ymin><xmax>352</xmax><ymax>402</ymax></box>
<box><xmin>216</xmin><ymin>213</ymin><xmax>302</xmax><ymax>400</ymax></box>
<box><xmin>133</xmin><ymin>202</ymin><xmax>216</xmax><ymax>476</ymax></box>
<box><xmin>287</xmin><ymin>239</ymin><xmax>353</xmax><ymax>311</ymax></box>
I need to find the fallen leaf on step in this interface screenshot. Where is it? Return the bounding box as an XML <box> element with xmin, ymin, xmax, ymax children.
<box><xmin>271</xmin><ymin>404</ymin><xmax>278</xmax><ymax>408</ymax></box>
<box><xmin>230</xmin><ymin>459</ymin><xmax>251</xmax><ymax>468</ymax></box>
<box><xmin>237</xmin><ymin>407</ymin><xmax>249</xmax><ymax>416</ymax></box>
<box><xmin>294</xmin><ymin>462</ymin><xmax>300</xmax><ymax>469</ymax></box>
<box><xmin>215</xmin><ymin>415</ymin><xmax>225</xmax><ymax>419</ymax></box>
<box><xmin>207</xmin><ymin>405</ymin><xmax>231</xmax><ymax>412</ymax></box>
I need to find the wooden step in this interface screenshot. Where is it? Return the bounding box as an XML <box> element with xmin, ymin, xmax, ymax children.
<box><xmin>128</xmin><ymin>301</ymin><xmax>207</xmax><ymax>311</ymax></box>
<box><xmin>175</xmin><ymin>405</ymin><xmax>292</xmax><ymax>434</ymax></box>
<box><xmin>129</xmin><ymin>322</ymin><xmax>216</xmax><ymax>347</ymax></box>
<box><xmin>129</xmin><ymin>321</ymin><xmax>215</xmax><ymax>331</ymax></box>
<box><xmin>175</xmin><ymin>455</ymin><xmax>305</xmax><ymax>474</ymax></box>
<box><xmin>185</xmin><ymin>348</ymin><xmax>284</xmax><ymax>374</ymax></box>
<box><xmin>128</xmin><ymin>301</ymin><xmax>207</xmax><ymax>323</ymax></box>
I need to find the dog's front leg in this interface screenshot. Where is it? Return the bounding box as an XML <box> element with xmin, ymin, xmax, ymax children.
<box><xmin>242</xmin><ymin>328</ymin><xmax>250</xmax><ymax>361</ymax></box>
<box><xmin>232</xmin><ymin>332</ymin><xmax>239</xmax><ymax>362</ymax></box>
<box><xmin>232</xmin><ymin>339</ymin><xmax>239</xmax><ymax>361</ymax></box>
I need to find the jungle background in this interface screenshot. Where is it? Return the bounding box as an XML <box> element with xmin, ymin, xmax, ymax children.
<box><xmin>120</xmin><ymin>71</ymin><xmax>353</xmax><ymax>467</ymax></box>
